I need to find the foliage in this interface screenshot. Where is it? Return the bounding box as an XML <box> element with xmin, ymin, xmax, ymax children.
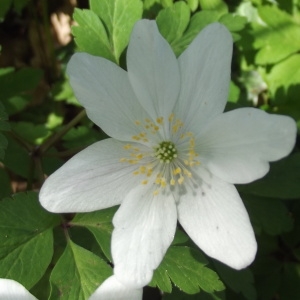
<box><xmin>0</xmin><ymin>0</ymin><xmax>299</xmax><ymax>299</ymax></box>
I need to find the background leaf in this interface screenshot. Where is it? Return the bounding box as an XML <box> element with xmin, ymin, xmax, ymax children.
<box><xmin>0</xmin><ymin>192</ymin><xmax>60</xmax><ymax>289</ymax></box>
<box><xmin>49</xmin><ymin>240</ymin><xmax>112</xmax><ymax>300</ymax></box>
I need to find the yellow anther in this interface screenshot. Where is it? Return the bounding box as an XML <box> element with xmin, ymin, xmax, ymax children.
<box><xmin>184</xmin><ymin>170</ymin><xmax>192</xmax><ymax>178</ymax></box>
<box><xmin>155</xmin><ymin>178</ymin><xmax>162</xmax><ymax>185</ymax></box>
<box><xmin>160</xmin><ymin>178</ymin><xmax>167</xmax><ymax>188</ymax></box>
<box><xmin>139</xmin><ymin>132</ymin><xmax>146</xmax><ymax>137</ymax></box>
<box><xmin>136</xmin><ymin>154</ymin><xmax>144</xmax><ymax>159</ymax></box>
<box><xmin>173</xmin><ymin>167</ymin><xmax>181</xmax><ymax>175</ymax></box>
<box><xmin>154</xmin><ymin>125</ymin><xmax>159</xmax><ymax>131</ymax></box>
<box><xmin>153</xmin><ymin>190</ymin><xmax>159</xmax><ymax>196</ymax></box>
<box><xmin>169</xmin><ymin>113</ymin><xmax>174</xmax><ymax>122</ymax></box>
<box><xmin>123</xmin><ymin>144</ymin><xmax>132</xmax><ymax>150</ymax></box>
<box><xmin>133</xmin><ymin>170</ymin><xmax>140</xmax><ymax>175</ymax></box>
<box><xmin>178</xmin><ymin>176</ymin><xmax>185</xmax><ymax>185</ymax></box>
<box><xmin>141</xmin><ymin>180</ymin><xmax>148</xmax><ymax>185</ymax></box>
<box><xmin>145</xmin><ymin>118</ymin><xmax>151</xmax><ymax>123</ymax></box>
<box><xmin>119</xmin><ymin>158</ymin><xmax>127</xmax><ymax>162</ymax></box>
<box><xmin>139</xmin><ymin>166</ymin><xmax>146</xmax><ymax>173</ymax></box>
<box><xmin>132</xmin><ymin>136</ymin><xmax>140</xmax><ymax>141</ymax></box>
<box><xmin>135</xmin><ymin>120</ymin><xmax>141</xmax><ymax>125</ymax></box>
<box><xmin>156</xmin><ymin>117</ymin><xmax>164</xmax><ymax>124</ymax></box>
<box><xmin>170</xmin><ymin>178</ymin><xmax>176</xmax><ymax>185</ymax></box>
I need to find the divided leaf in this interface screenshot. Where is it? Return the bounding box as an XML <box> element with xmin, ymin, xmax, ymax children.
<box><xmin>49</xmin><ymin>240</ymin><xmax>112</xmax><ymax>300</ymax></box>
<box><xmin>71</xmin><ymin>207</ymin><xmax>118</xmax><ymax>261</ymax></box>
<box><xmin>90</xmin><ymin>0</ymin><xmax>143</xmax><ymax>63</ymax></box>
<box><xmin>150</xmin><ymin>246</ymin><xmax>225</xmax><ymax>294</ymax></box>
<box><xmin>72</xmin><ymin>9</ymin><xmax>115</xmax><ymax>62</ymax></box>
<box><xmin>253</xmin><ymin>5</ymin><xmax>300</xmax><ymax>64</ymax></box>
<box><xmin>0</xmin><ymin>192</ymin><xmax>60</xmax><ymax>289</ymax></box>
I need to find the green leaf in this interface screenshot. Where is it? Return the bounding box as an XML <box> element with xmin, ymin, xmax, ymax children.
<box><xmin>0</xmin><ymin>67</ymin><xmax>43</xmax><ymax>115</ymax></box>
<box><xmin>253</xmin><ymin>5</ymin><xmax>300</xmax><ymax>64</ymax></box>
<box><xmin>11</xmin><ymin>122</ymin><xmax>51</xmax><ymax>145</ymax></box>
<box><xmin>62</xmin><ymin>126</ymin><xmax>105</xmax><ymax>149</ymax></box>
<box><xmin>72</xmin><ymin>9</ymin><xmax>115</xmax><ymax>62</ymax></box>
<box><xmin>242</xmin><ymin>194</ymin><xmax>293</xmax><ymax>236</ymax></box>
<box><xmin>2</xmin><ymin>134</ymin><xmax>30</xmax><ymax>178</ymax></box>
<box><xmin>0</xmin><ymin>192</ymin><xmax>60</xmax><ymax>289</ymax></box>
<box><xmin>156</xmin><ymin>1</ymin><xmax>190</xmax><ymax>45</ymax></box>
<box><xmin>213</xmin><ymin>262</ymin><xmax>256</xmax><ymax>300</ymax></box>
<box><xmin>171</xmin><ymin>10</ymin><xmax>220</xmax><ymax>56</ymax></box>
<box><xmin>71</xmin><ymin>207</ymin><xmax>118</xmax><ymax>262</ymax></box>
<box><xmin>199</xmin><ymin>0</ymin><xmax>228</xmax><ymax>14</ymax></box>
<box><xmin>0</xmin><ymin>0</ymin><xmax>12</xmax><ymax>20</ymax></box>
<box><xmin>90</xmin><ymin>0</ymin><xmax>143</xmax><ymax>63</ymax></box>
<box><xmin>150</xmin><ymin>246</ymin><xmax>224</xmax><ymax>294</ymax></box>
<box><xmin>267</xmin><ymin>54</ymin><xmax>300</xmax><ymax>125</ymax></box>
<box><xmin>237</xmin><ymin>153</ymin><xmax>300</xmax><ymax>199</ymax></box>
<box><xmin>219</xmin><ymin>14</ymin><xmax>247</xmax><ymax>32</ymax></box>
<box><xmin>49</xmin><ymin>240</ymin><xmax>112</xmax><ymax>300</ymax></box>
<box><xmin>279</xmin><ymin>263</ymin><xmax>300</xmax><ymax>300</ymax></box>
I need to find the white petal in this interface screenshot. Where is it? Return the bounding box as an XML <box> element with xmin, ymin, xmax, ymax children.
<box><xmin>67</xmin><ymin>53</ymin><xmax>151</xmax><ymax>143</ymax></box>
<box><xmin>112</xmin><ymin>184</ymin><xmax>177</xmax><ymax>288</ymax></box>
<box><xmin>127</xmin><ymin>20</ymin><xmax>180</xmax><ymax>137</ymax></box>
<box><xmin>89</xmin><ymin>276</ymin><xmax>142</xmax><ymax>300</ymax></box>
<box><xmin>198</xmin><ymin>108</ymin><xmax>297</xmax><ymax>184</ymax></box>
<box><xmin>174</xmin><ymin>23</ymin><xmax>232</xmax><ymax>132</ymax></box>
<box><xmin>0</xmin><ymin>279</ymin><xmax>37</xmax><ymax>300</ymax></box>
<box><xmin>39</xmin><ymin>139</ymin><xmax>148</xmax><ymax>213</ymax></box>
<box><xmin>177</xmin><ymin>168</ymin><xmax>257</xmax><ymax>270</ymax></box>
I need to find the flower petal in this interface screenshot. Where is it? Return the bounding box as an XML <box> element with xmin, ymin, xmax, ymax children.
<box><xmin>67</xmin><ymin>53</ymin><xmax>151</xmax><ymax>142</ymax></box>
<box><xmin>197</xmin><ymin>108</ymin><xmax>297</xmax><ymax>184</ymax></box>
<box><xmin>112</xmin><ymin>184</ymin><xmax>177</xmax><ymax>288</ymax></box>
<box><xmin>0</xmin><ymin>279</ymin><xmax>37</xmax><ymax>300</ymax></box>
<box><xmin>174</xmin><ymin>23</ymin><xmax>232</xmax><ymax>132</ymax></box>
<box><xmin>177</xmin><ymin>168</ymin><xmax>257</xmax><ymax>270</ymax></box>
<box><xmin>39</xmin><ymin>138</ymin><xmax>147</xmax><ymax>213</ymax></box>
<box><xmin>127</xmin><ymin>20</ymin><xmax>180</xmax><ymax>137</ymax></box>
<box><xmin>89</xmin><ymin>276</ymin><xmax>142</xmax><ymax>300</ymax></box>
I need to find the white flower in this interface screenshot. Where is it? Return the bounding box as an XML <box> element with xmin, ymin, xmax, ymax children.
<box><xmin>0</xmin><ymin>279</ymin><xmax>37</xmax><ymax>300</ymax></box>
<box><xmin>89</xmin><ymin>276</ymin><xmax>142</xmax><ymax>300</ymax></box>
<box><xmin>39</xmin><ymin>20</ymin><xmax>296</xmax><ymax>289</ymax></box>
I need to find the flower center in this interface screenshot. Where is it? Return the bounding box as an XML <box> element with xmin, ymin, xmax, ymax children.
<box><xmin>154</xmin><ymin>141</ymin><xmax>177</xmax><ymax>163</ymax></box>
<box><xmin>119</xmin><ymin>114</ymin><xmax>200</xmax><ymax>195</ymax></box>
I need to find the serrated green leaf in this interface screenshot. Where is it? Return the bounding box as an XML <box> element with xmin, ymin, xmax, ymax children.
<box><xmin>49</xmin><ymin>240</ymin><xmax>112</xmax><ymax>300</ymax></box>
<box><xmin>156</xmin><ymin>1</ymin><xmax>190</xmax><ymax>45</ymax></box>
<box><xmin>267</xmin><ymin>54</ymin><xmax>300</xmax><ymax>123</ymax></box>
<box><xmin>90</xmin><ymin>0</ymin><xmax>143</xmax><ymax>63</ymax></box>
<box><xmin>253</xmin><ymin>5</ymin><xmax>300</xmax><ymax>64</ymax></box>
<box><xmin>214</xmin><ymin>262</ymin><xmax>256</xmax><ymax>300</ymax></box>
<box><xmin>219</xmin><ymin>14</ymin><xmax>247</xmax><ymax>32</ymax></box>
<box><xmin>171</xmin><ymin>10</ymin><xmax>220</xmax><ymax>55</ymax></box>
<box><xmin>242</xmin><ymin>194</ymin><xmax>293</xmax><ymax>236</ymax></box>
<box><xmin>71</xmin><ymin>207</ymin><xmax>118</xmax><ymax>262</ymax></box>
<box><xmin>0</xmin><ymin>192</ymin><xmax>60</xmax><ymax>289</ymax></box>
<box><xmin>238</xmin><ymin>153</ymin><xmax>300</xmax><ymax>199</ymax></box>
<box><xmin>72</xmin><ymin>9</ymin><xmax>115</xmax><ymax>62</ymax></box>
<box><xmin>151</xmin><ymin>246</ymin><xmax>224</xmax><ymax>294</ymax></box>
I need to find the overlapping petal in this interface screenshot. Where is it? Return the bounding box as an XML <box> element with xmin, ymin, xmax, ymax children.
<box><xmin>0</xmin><ymin>279</ymin><xmax>37</xmax><ymax>300</ymax></box>
<box><xmin>197</xmin><ymin>108</ymin><xmax>297</xmax><ymax>184</ymax></box>
<box><xmin>174</xmin><ymin>23</ymin><xmax>232</xmax><ymax>133</ymax></box>
<box><xmin>89</xmin><ymin>276</ymin><xmax>142</xmax><ymax>300</ymax></box>
<box><xmin>112</xmin><ymin>183</ymin><xmax>177</xmax><ymax>288</ymax></box>
<box><xmin>127</xmin><ymin>20</ymin><xmax>180</xmax><ymax>138</ymax></box>
<box><xmin>40</xmin><ymin>139</ymin><xmax>150</xmax><ymax>213</ymax></box>
<box><xmin>177</xmin><ymin>168</ymin><xmax>257</xmax><ymax>270</ymax></box>
<box><xmin>67</xmin><ymin>53</ymin><xmax>151</xmax><ymax>143</ymax></box>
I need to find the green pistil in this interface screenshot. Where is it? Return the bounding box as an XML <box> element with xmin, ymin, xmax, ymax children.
<box><xmin>154</xmin><ymin>141</ymin><xmax>177</xmax><ymax>163</ymax></box>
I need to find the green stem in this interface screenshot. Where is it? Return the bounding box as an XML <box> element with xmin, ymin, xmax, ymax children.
<box><xmin>39</xmin><ymin>109</ymin><xmax>86</xmax><ymax>154</ymax></box>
